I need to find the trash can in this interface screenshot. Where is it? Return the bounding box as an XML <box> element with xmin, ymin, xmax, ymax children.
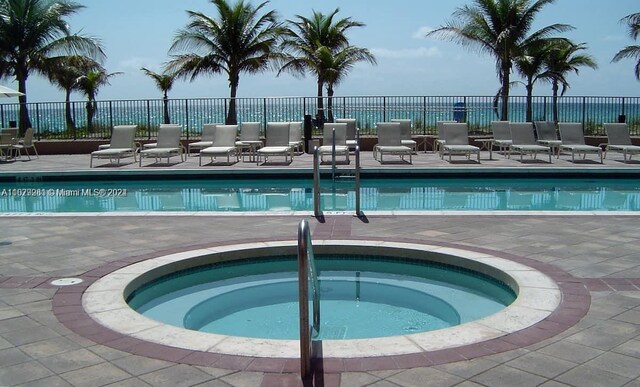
<box><xmin>453</xmin><ymin>102</ymin><xmax>467</xmax><ymax>123</ymax></box>
<box><xmin>618</xmin><ymin>114</ymin><xmax>626</xmax><ymax>123</ymax></box>
<box><xmin>304</xmin><ymin>114</ymin><xmax>313</xmax><ymax>153</ymax></box>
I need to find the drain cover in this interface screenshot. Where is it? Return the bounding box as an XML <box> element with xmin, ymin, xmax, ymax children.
<box><xmin>51</xmin><ymin>278</ymin><xmax>84</xmax><ymax>286</ymax></box>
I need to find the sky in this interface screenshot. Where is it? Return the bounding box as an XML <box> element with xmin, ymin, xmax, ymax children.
<box><xmin>11</xmin><ymin>0</ymin><xmax>640</xmax><ymax>102</ymax></box>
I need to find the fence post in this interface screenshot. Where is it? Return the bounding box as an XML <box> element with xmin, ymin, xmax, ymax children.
<box><xmin>263</xmin><ymin>98</ymin><xmax>267</xmax><ymax>129</ymax></box>
<box><xmin>185</xmin><ymin>99</ymin><xmax>189</xmax><ymax>139</ymax></box>
<box><xmin>146</xmin><ymin>100</ymin><xmax>151</xmax><ymax>139</ymax></box>
<box><xmin>383</xmin><ymin>96</ymin><xmax>387</xmax><ymax>122</ymax></box>
<box><xmin>108</xmin><ymin>101</ymin><xmax>113</xmax><ymax>132</ymax></box>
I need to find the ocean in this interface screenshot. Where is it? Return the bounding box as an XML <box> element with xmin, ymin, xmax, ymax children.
<box><xmin>1</xmin><ymin>95</ymin><xmax>638</xmax><ymax>139</ymax></box>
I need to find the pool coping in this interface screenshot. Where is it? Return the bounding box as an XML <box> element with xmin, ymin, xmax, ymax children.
<box><xmin>52</xmin><ymin>236</ymin><xmax>590</xmax><ymax>372</ymax></box>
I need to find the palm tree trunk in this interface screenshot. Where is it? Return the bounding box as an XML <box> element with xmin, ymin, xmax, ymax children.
<box><xmin>227</xmin><ymin>74</ymin><xmax>239</xmax><ymax>125</ymax></box>
<box><xmin>17</xmin><ymin>75</ymin><xmax>31</xmax><ymax>136</ymax></box>
<box><xmin>86</xmin><ymin>99</ymin><xmax>95</xmax><ymax>131</ymax></box>
<box><xmin>525</xmin><ymin>80</ymin><xmax>533</xmax><ymax>122</ymax></box>
<box><xmin>552</xmin><ymin>80</ymin><xmax>559</xmax><ymax>123</ymax></box>
<box><xmin>163</xmin><ymin>93</ymin><xmax>170</xmax><ymax>124</ymax></box>
<box><xmin>500</xmin><ymin>63</ymin><xmax>510</xmax><ymax>121</ymax></box>
<box><xmin>316</xmin><ymin>78</ymin><xmax>325</xmax><ymax>126</ymax></box>
<box><xmin>65</xmin><ymin>89</ymin><xmax>76</xmax><ymax>136</ymax></box>
<box><xmin>327</xmin><ymin>85</ymin><xmax>334</xmax><ymax>123</ymax></box>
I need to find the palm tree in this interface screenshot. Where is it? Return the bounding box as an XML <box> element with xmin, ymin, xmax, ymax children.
<box><xmin>45</xmin><ymin>56</ymin><xmax>103</xmax><ymax>133</ymax></box>
<box><xmin>141</xmin><ymin>68</ymin><xmax>177</xmax><ymax>124</ymax></box>
<box><xmin>279</xmin><ymin>8</ymin><xmax>366</xmax><ymax>124</ymax></box>
<box><xmin>0</xmin><ymin>0</ymin><xmax>104</xmax><ymax>134</ymax></box>
<box><xmin>75</xmin><ymin>69</ymin><xmax>121</xmax><ymax>131</ymax></box>
<box><xmin>612</xmin><ymin>12</ymin><xmax>640</xmax><ymax>80</ymax></box>
<box><xmin>427</xmin><ymin>0</ymin><xmax>572</xmax><ymax>120</ymax></box>
<box><xmin>320</xmin><ymin>45</ymin><xmax>376</xmax><ymax>122</ymax></box>
<box><xmin>167</xmin><ymin>0</ymin><xmax>282</xmax><ymax>125</ymax></box>
<box><xmin>543</xmin><ymin>41</ymin><xmax>597</xmax><ymax>122</ymax></box>
<box><xmin>514</xmin><ymin>41</ymin><xmax>552</xmax><ymax>122</ymax></box>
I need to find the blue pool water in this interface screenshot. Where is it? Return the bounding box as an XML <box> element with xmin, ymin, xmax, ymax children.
<box><xmin>1</xmin><ymin>177</ymin><xmax>639</xmax><ymax>212</ymax></box>
<box><xmin>127</xmin><ymin>255</ymin><xmax>516</xmax><ymax>340</ymax></box>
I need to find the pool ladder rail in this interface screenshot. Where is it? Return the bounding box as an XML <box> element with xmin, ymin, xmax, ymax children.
<box><xmin>313</xmin><ymin>127</ymin><xmax>362</xmax><ymax>218</ymax></box>
<box><xmin>298</xmin><ymin>219</ymin><xmax>320</xmax><ymax>379</ymax></box>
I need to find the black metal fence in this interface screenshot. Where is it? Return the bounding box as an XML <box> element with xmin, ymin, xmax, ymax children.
<box><xmin>1</xmin><ymin>95</ymin><xmax>638</xmax><ymax>140</ymax></box>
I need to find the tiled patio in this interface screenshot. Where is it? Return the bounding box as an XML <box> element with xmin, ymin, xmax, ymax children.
<box><xmin>0</xmin><ymin>151</ymin><xmax>639</xmax><ymax>386</ymax></box>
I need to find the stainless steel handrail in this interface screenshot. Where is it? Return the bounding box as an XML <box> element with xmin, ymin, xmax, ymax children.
<box><xmin>313</xmin><ymin>146</ymin><xmax>321</xmax><ymax>217</ymax></box>
<box><xmin>355</xmin><ymin>144</ymin><xmax>361</xmax><ymax>216</ymax></box>
<box><xmin>298</xmin><ymin>219</ymin><xmax>320</xmax><ymax>379</ymax></box>
<box><xmin>312</xmin><ymin>130</ymin><xmax>362</xmax><ymax>217</ymax></box>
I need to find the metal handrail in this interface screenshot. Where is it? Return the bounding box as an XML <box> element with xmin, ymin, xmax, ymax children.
<box><xmin>298</xmin><ymin>219</ymin><xmax>320</xmax><ymax>379</ymax></box>
<box><xmin>313</xmin><ymin>146</ymin><xmax>321</xmax><ymax>217</ymax></box>
<box><xmin>355</xmin><ymin>144</ymin><xmax>361</xmax><ymax>216</ymax></box>
<box><xmin>312</xmin><ymin>132</ymin><xmax>362</xmax><ymax>217</ymax></box>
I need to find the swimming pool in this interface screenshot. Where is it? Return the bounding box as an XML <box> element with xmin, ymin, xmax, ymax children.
<box><xmin>127</xmin><ymin>255</ymin><xmax>515</xmax><ymax>340</ymax></box>
<box><xmin>1</xmin><ymin>173</ymin><xmax>639</xmax><ymax>212</ymax></box>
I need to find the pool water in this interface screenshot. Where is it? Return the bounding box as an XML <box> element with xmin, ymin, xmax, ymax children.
<box><xmin>127</xmin><ymin>255</ymin><xmax>516</xmax><ymax>340</ymax></box>
<box><xmin>1</xmin><ymin>177</ymin><xmax>639</xmax><ymax>212</ymax></box>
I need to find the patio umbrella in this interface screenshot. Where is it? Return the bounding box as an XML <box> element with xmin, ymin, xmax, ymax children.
<box><xmin>0</xmin><ymin>85</ymin><xmax>23</xmax><ymax>98</ymax></box>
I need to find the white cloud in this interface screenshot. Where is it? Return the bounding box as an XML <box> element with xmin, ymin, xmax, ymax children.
<box><xmin>371</xmin><ymin>46</ymin><xmax>442</xmax><ymax>59</ymax></box>
<box><xmin>412</xmin><ymin>26</ymin><xmax>434</xmax><ymax>39</ymax></box>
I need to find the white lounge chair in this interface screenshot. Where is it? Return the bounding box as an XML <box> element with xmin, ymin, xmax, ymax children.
<box><xmin>235</xmin><ymin>122</ymin><xmax>262</xmax><ymax>161</ymax></box>
<box><xmin>188</xmin><ymin>123</ymin><xmax>218</xmax><ymax>155</ymax></box>
<box><xmin>0</xmin><ymin>132</ymin><xmax>14</xmax><ymax>161</ymax></box>
<box><xmin>317</xmin><ymin>122</ymin><xmax>349</xmax><ymax>163</ymax></box>
<box><xmin>12</xmin><ymin>128</ymin><xmax>38</xmax><ymax>160</ymax></box>
<box><xmin>335</xmin><ymin>118</ymin><xmax>358</xmax><ymax>149</ymax></box>
<box><xmin>534</xmin><ymin>121</ymin><xmax>562</xmax><ymax>157</ymax></box>
<box><xmin>139</xmin><ymin>125</ymin><xmax>184</xmax><ymax>166</ymax></box>
<box><xmin>391</xmin><ymin>119</ymin><xmax>416</xmax><ymax>153</ymax></box>
<box><xmin>256</xmin><ymin>122</ymin><xmax>293</xmax><ymax>165</ymax></box>
<box><xmin>90</xmin><ymin>125</ymin><xmax>137</xmax><ymax>167</ymax></box>
<box><xmin>288</xmin><ymin>121</ymin><xmax>304</xmax><ymax>155</ymax></box>
<box><xmin>558</xmin><ymin>122</ymin><xmax>603</xmax><ymax>163</ymax></box>
<box><xmin>435</xmin><ymin>120</ymin><xmax>456</xmax><ymax>155</ymax></box>
<box><xmin>509</xmin><ymin>122</ymin><xmax>552</xmax><ymax>163</ymax></box>
<box><xmin>373</xmin><ymin>122</ymin><xmax>412</xmax><ymax>164</ymax></box>
<box><xmin>489</xmin><ymin>121</ymin><xmax>512</xmax><ymax>157</ymax></box>
<box><xmin>199</xmin><ymin>124</ymin><xmax>239</xmax><ymax>165</ymax></box>
<box><xmin>603</xmin><ymin>123</ymin><xmax>640</xmax><ymax>162</ymax></box>
<box><xmin>441</xmin><ymin>122</ymin><xmax>480</xmax><ymax>162</ymax></box>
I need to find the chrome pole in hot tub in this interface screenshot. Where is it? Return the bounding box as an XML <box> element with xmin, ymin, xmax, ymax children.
<box><xmin>298</xmin><ymin>219</ymin><xmax>320</xmax><ymax>379</ymax></box>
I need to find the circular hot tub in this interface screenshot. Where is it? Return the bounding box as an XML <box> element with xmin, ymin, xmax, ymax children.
<box><xmin>83</xmin><ymin>240</ymin><xmax>561</xmax><ymax>358</ymax></box>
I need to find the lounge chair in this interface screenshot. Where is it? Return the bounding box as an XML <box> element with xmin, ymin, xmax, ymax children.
<box><xmin>199</xmin><ymin>124</ymin><xmax>240</xmax><ymax>165</ymax></box>
<box><xmin>603</xmin><ymin>123</ymin><xmax>640</xmax><ymax>162</ymax></box>
<box><xmin>441</xmin><ymin>122</ymin><xmax>480</xmax><ymax>162</ymax></box>
<box><xmin>317</xmin><ymin>122</ymin><xmax>349</xmax><ymax>163</ymax></box>
<box><xmin>143</xmin><ymin>123</ymin><xmax>182</xmax><ymax>150</ymax></box>
<box><xmin>256</xmin><ymin>122</ymin><xmax>293</xmax><ymax>165</ymax></box>
<box><xmin>489</xmin><ymin>121</ymin><xmax>512</xmax><ymax>157</ymax></box>
<box><xmin>509</xmin><ymin>122</ymin><xmax>552</xmax><ymax>163</ymax></box>
<box><xmin>288</xmin><ymin>121</ymin><xmax>304</xmax><ymax>155</ymax></box>
<box><xmin>13</xmin><ymin>128</ymin><xmax>38</xmax><ymax>160</ymax></box>
<box><xmin>188</xmin><ymin>123</ymin><xmax>218</xmax><ymax>155</ymax></box>
<box><xmin>391</xmin><ymin>119</ymin><xmax>416</xmax><ymax>153</ymax></box>
<box><xmin>558</xmin><ymin>122</ymin><xmax>603</xmax><ymax>163</ymax></box>
<box><xmin>90</xmin><ymin>125</ymin><xmax>138</xmax><ymax>167</ymax></box>
<box><xmin>235</xmin><ymin>122</ymin><xmax>262</xmax><ymax>161</ymax></box>
<box><xmin>335</xmin><ymin>118</ymin><xmax>358</xmax><ymax>149</ymax></box>
<box><xmin>534</xmin><ymin>121</ymin><xmax>562</xmax><ymax>157</ymax></box>
<box><xmin>139</xmin><ymin>125</ymin><xmax>184</xmax><ymax>166</ymax></box>
<box><xmin>435</xmin><ymin>120</ymin><xmax>456</xmax><ymax>156</ymax></box>
<box><xmin>0</xmin><ymin>132</ymin><xmax>14</xmax><ymax>161</ymax></box>
<box><xmin>373</xmin><ymin>122</ymin><xmax>412</xmax><ymax>164</ymax></box>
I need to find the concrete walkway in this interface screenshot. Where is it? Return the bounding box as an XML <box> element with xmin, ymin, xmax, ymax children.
<box><xmin>0</xmin><ymin>151</ymin><xmax>639</xmax><ymax>386</ymax></box>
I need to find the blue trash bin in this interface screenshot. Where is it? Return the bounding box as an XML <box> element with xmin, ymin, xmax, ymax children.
<box><xmin>453</xmin><ymin>102</ymin><xmax>466</xmax><ymax>123</ymax></box>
